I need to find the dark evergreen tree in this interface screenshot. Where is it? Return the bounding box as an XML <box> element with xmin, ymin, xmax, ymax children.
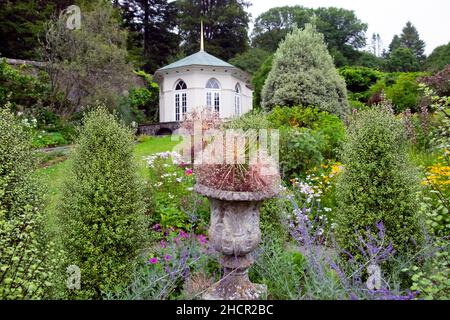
<box><xmin>388</xmin><ymin>34</ymin><xmax>402</xmax><ymax>53</ymax></box>
<box><xmin>176</xmin><ymin>0</ymin><xmax>251</xmax><ymax>61</ymax></box>
<box><xmin>119</xmin><ymin>0</ymin><xmax>180</xmax><ymax>72</ymax></box>
<box><xmin>0</xmin><ymin>0</ymin><xmax>57</xmax><ymax>59</ymax></box>
<box><xmin>399</xmin><ymin>21</ymin><xmax>426</xmax><ymax>62</ymax></box>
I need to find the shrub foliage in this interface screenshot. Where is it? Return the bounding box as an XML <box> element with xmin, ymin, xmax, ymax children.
<box><xmin>57</xmin><ymin>106</ymin><xmax>147</xmax><ymax>299</ymax></box>
<box><xmin>335</xmin><ymin>107</ymin><xmax>423</xmax><ymax>261</ymax></box>
<box><xmin>261</xmin><ymin>24</ymin><xmax>349</xmax><ymax>118</ymax></box>
<box><xmin>0</xmin><ymin>105</ymin><xmax>59</xmax><ymax>299</ymax></box>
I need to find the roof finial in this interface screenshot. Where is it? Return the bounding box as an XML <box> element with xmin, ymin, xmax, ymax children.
<box><xmin>200</xmin><ymin>19</ymin><xmax>204</xmax><ymax>52</ymax></box>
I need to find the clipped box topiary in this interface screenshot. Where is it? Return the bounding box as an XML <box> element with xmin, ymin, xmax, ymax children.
<box><xmin>58</xmin><ymin>105</ymin><xmax>147</xmax><ymax>299</ymax></box>
<box><xmin>335</xmin><ymin>106</ymin><xmax>423</xmax><ymax>263</ymax></box>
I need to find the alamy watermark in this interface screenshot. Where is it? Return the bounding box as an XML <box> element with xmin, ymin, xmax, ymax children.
<box><xmin>172</xmin><ymin>125</ymin><xmax>280</xmax><ymax>175</ymax></box>
<box><xmin>61</xmin><ymin>5</ymin><xmax>81</xmax><ymax>30</ymax></box>
<box><xmin>66</xmin><ymin>264</ymin><xmax>81</xmax><ymax>290</ymax></box>
<box><xmin>366</xmin><ymin>264</ymin><xmax>382</xmax><ymax>290</ymax></box>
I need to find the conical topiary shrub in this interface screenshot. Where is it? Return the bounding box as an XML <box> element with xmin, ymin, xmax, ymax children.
<box><xmin>58</xmin><ymin>105</ymin><xmax>147</xmax><ymax>299</ymax></box>
<box><xmin>335</xmin><ymin>106</ymin><xmax>423</xmax><ymax>262</ymax></box>
<box><xmin>261</xmin><ymin>23</ymin><xmax>349</xmax><ymax>118</ymax></box>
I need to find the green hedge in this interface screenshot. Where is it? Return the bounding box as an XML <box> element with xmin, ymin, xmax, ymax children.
<box><xmin>0</xmin><ymin>104</ymin><xmax>60</xmax><ymax>299</ymax></box>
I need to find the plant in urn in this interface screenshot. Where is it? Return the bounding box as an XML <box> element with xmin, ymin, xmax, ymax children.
<box><xmin>192</xmin><ymin>125</ymin><xmax>280</xmax><ymax>300</ymax></box>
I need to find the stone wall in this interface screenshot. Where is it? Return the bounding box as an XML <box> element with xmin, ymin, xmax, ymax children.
<box><xmin>137</xmin><ymin>122</ymin><xmax>181</xmax><ymax>136</ymax></box>
<box><xmin>3</xmin><ymin>58</ymin><xmax>146</xmax><ymax>105</ymax></box>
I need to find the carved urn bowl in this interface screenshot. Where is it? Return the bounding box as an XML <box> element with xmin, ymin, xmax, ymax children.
<box><xmin>194</xmin><ymin>183</ymin><xmax>278</xmax><ymax>300</ymax></box>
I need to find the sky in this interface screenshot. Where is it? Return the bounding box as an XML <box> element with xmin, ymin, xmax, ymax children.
<box><xmin>246</xmin><ymin>0</ymin><xmax>450</xmax><ymax>55</ymax></box>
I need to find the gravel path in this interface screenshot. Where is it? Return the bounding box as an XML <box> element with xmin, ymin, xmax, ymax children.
<box><xmin>36</xmin><ymin>145</ymin><xmax>72</xmax><ymax>154</ymax></box>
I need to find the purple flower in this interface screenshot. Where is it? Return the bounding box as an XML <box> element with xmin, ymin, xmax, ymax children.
<box><xmin>179</xmin><ymin>162</ymin><xmax>189</xmax><ymax>168</ymax></box>
<box><xmin>198</xmin><ymin>234</ymin><xmax>207</xmax><ymax>245</ymax></box>
<box><xmin>179</xmin><ymin>230</ymin><xmax>189</xmax><ymax>239</ymax></box>
<box><xmin>160</xmin><ymin>240</ymin><xmax>166</xmax><ymax>248</ymax></box>
<box><xmin>164</xmin><ymin>254</ymin><xmax>171</xmax><ymax>261</ymax></box>
<box><xmin>152</xmin><ymin>224</ymin><xmax>162</xmax><ymax>232</ymax></box>
<box><xmin>160</xmin><ymin>152</ymin><xmax>169</xmax><ymax>159</ymax></box>
<box><xmin>149</xmin><ymin>257</ymin><xmax>158</xmax><ymax>264</ymax></box>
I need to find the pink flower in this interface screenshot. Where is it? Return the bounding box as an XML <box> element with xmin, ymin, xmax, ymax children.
<box><xmin>149</xmin><ymin>257</ymin><xmax>158</xmax><ymax>264</ymax></box>
<box><xmin>179</xmin><ymin>162</ymin><xmax>188</xmax><ymax>168</ymax></box>
<box><xmin>164</xmin><ymin>254</ymin><xmax>171</xmax><ymax>261</ymax></box>
<box><xmin>185</xmin><ymin>168</ymin><xmax>193</xmax><ymax>176</ymax></box>
<box><xmin>179</xmin><ymin>230</ymin><xmax>189</xmax><ymax>239</ymax></box>
<box><xmin>198</xmin><ymin>234</ymin><xmax>207</xmax><ymax>245</ymax></box>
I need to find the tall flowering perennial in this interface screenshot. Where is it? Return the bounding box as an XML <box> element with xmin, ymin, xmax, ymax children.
<box><xmin>106</xmin><ymin>227</ymin><xmax>217</xmax><ymax>300</ymax></box>
<box><xmin>285</xmin><ymin>192</ymin><xmax>417</xmax><ymax>300</ymax></box>
<box><xmin>288</xmin><ymin>161</ymin><xmax>343</xmax><ymax>233</ymax></box>
<box><xmin>401</xmin><ymin>108</ymin><xmax>417</xmax><ymax>144</ymax></box>
<box><xmin>421</xmin><ymin>155</ymin><xmax>450</xmax><ymax>235</ymax></box>
<box><xmin>147</xmin><ymin>228</ymin><xmax>213</xmax><ymax>289</ymax></box>
<box><xmin>144</xmin><ymin>151</ymin><xmax>208</xmax><ymax>230</ymax></box>
<box><xmin>424</xmin><ymin>163</ymin><xmax>450</xmax><ymax>187</ymax></box>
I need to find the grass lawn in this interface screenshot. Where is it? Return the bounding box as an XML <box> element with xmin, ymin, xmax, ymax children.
<box><xmin>35</xmin><ymin>135</ymin><xmax>181</xmax><ymax>232</ymax></box>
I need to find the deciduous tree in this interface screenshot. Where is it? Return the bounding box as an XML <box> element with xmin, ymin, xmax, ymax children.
<box><xmin>425</xmin><ymin>42</ymin><xmax>450</xmax><ymax>72</ymax></box>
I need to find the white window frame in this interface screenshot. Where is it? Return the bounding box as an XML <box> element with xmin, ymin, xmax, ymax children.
<box><xmin>206</xmin><ymin>78</ymin><xmax>221</xmax><ymax>114</ymax></box>
<box><xmin>174</xmin><ymin>80</ymin><xmax>187</xmax><ymax>121</ymax></box>
<box><xmin>234</xmin><ymin>83</ymin><xmax>241</xmax><ymax>116</ymax></box>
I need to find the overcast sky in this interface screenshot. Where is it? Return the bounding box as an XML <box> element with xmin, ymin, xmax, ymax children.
<box><xmin>246</xmin><ymin>0</ymin><xmax>450</xmax><ymax>55</ymax></box>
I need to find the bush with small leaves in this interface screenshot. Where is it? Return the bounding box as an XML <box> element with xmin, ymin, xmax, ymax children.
<box><xmin>57</xmin><ymin>106</ymin><xmax>147</xmax><ymax>299</ymax></box>
<box><xmin>0</xmin><ymin>104</ymin><xmax>61</xmax><ymax>299</ymax></box>
<box><xmin>338</xmin><ymin>66</ymin><xmax>383</xmax><ymax>102</ymax></box>
<box><xmin>261</xmin><ymin>24</ymin><xmax>349</xmax><ymax>118</ymax></box>
<box><xmin>279</xmin><ymin>127</ymin><xmax>325</xmax><ymax>179</ymax></box>
<box><xmin>267</xmin><ymin>106</ymin><xmax>345</xmax><ymax>160</ymax></box>
<box><xmin>335</xmin><ymin>107</ymin><xmax>423</xmax><ymax>262</ymax></box>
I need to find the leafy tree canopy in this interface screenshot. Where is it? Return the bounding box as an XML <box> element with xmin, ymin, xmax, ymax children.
<box><xmin>425</xmin><ymin>42</ymin><xmax>450</xmax><ymax>72</ymax></box>
<box><xmin>228</xmin><ymin>48</ymin><xmax>270</xmax><ymax>75</ymax></box>
<box><xmin>251</xmin><ymin>5</ymin><xmax>368</xmax><ymax>66</ymax></box>
<box><xmin>176</xmin><ymin>0</ymin><xmax>251</xmax><ymax>61</ymax></box>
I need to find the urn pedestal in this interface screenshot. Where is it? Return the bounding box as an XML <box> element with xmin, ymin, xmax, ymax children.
<box><xmin>194</xmin><ymin>183</ymin><xmax>278</xmax><ymax>300</ymax></box>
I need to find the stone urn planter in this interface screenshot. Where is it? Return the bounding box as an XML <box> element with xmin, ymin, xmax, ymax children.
<box><xmin>194</xmin><ymin>183</ymin><xmax>278</xmax><ymax>300</ymax></box>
